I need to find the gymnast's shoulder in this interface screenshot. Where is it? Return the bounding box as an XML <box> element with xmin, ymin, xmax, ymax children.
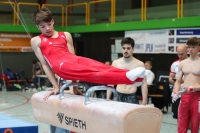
<box><xmin>30</xmin><ymin>36</ymin><xmax>41</xmax><ymax>47</ymax></box>
<box><xmin>63</xmin><ymin>32</ymin><xmax>72</xmax><ymax>37</ymax></box>
<box><xmin>181</xmin><ymin>58</ymin><xmax>189</xmax><ymax>64</ymax></box>
<box><xmin>112</xmin><ymin>58</ymin><xmax>121</xmax><ymax>66</ymax></box>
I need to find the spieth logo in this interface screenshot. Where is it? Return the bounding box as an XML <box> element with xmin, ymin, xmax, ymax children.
<box><xmin>57</xmin><ymin>112</ymin><xmax>87</xmax><ymax>130</ymax></box>
<box><xmin>57</xmin><ymin>112</ymin><xmax>64</xmax><ymax>124</ymax></box>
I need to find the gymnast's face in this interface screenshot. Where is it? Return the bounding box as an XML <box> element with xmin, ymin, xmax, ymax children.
<box><xmin>122</xmin><ymin>44</ymin><xmax>134</xmax><ymax>58</ymax></box>
<box><xmin>145</xmin><ymin>62</ymin><xmax>152</xmax><ymax>70</ymax></box>
<box><xmin>37</xmin><ymin>19</ymin><xmax>54</xmax><ymax>37</ymax></box>
<box><xmin>187</xmin><ymin>44</ymin><xmax>200</xmax><ymax>56</ymax></box>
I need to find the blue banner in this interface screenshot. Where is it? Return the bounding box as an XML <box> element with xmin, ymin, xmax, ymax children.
<box><xmin>177</xmin><ymin>29</ymin><xmax>200</xmax><ymax>35</ymax></box>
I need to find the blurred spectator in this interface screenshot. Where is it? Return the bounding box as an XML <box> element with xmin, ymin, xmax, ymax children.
<box><xmin>144</xmin><ymin>61</ymin><xmax>155</xmax><ymax>85</ymax></box>
<box><xmin>4</xmin><ymin>68</ymin><xmax>15</xmax><ymax>79</ymax></box>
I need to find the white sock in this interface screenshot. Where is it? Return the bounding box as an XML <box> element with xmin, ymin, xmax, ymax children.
<box><xmin>139</xmin><ymin>70</ymin><xmax>151</xmax><ymax>78</ymax></box>
<box><xmin>126</xmin><ymin>67</ymin><xmax>145</xmax><ymax>81</ymax></box>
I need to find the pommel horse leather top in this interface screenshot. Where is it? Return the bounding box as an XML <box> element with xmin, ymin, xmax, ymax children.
<box><xmin>32</xmin><ymin>91</ymin><xmax>162</xmax><ymax>133</ymax></box>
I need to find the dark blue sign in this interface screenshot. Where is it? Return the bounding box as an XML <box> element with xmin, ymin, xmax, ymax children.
<box><xmin>177</xmin><ymin>29</ymin><xmax>200</xmax><ymax>35</ymax></box>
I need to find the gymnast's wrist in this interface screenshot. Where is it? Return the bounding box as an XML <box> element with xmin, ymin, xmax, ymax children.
<box><xmin>53</xmin><ymin>86</ymin><xmax>60</xmax><ymax>91</ymax></box>
<box><xmin>143</xmin><ymin>98</ymin><xmax>148</xmax><ymax>102</ymax></box>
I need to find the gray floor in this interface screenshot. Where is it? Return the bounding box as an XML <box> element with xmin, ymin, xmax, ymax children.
<box><xmin>0</xmin><ymin>89</ymin><xmax>180</xmax><ymax>133</ymax></box>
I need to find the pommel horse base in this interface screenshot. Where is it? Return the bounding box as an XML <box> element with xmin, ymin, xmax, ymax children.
<box><xmin>31</xmin><ymin>83</ymin><xmax>162</xmax><ymax>133</ymax></box>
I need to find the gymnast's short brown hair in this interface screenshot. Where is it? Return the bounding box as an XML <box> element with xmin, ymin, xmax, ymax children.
<box><xmin>32</xmin><ymin>7</ymin><xmax>52</xmax><ymax>25</ymax></box>
<box><xmin>186</xmin><ymin>37</ymin><xmax>200</xmax><ymax>46</ymax></box>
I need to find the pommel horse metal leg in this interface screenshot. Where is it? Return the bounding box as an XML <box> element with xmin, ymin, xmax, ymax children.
<box><xmin>50</xmin><ymin>125</ymin><xmax>69</xmax><ymax>133</ymax></box>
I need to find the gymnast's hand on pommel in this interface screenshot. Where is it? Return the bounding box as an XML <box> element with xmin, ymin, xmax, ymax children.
<box><xmin>43</xmin><ymin>88</ymin><xmax>60</xmax><ymax>100</ymax></box>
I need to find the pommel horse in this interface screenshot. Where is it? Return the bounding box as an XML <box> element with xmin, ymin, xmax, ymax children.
<box><xmin>31</xmin><ymin>83</ymin><xmax>162</xmax><ymax>133</ymax></box>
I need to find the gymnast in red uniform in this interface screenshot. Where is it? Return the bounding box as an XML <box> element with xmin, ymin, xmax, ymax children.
<box><xmin>31</xmin><ymin>7</ymin><xmax>149</xmax><ymax>100</ymax></box>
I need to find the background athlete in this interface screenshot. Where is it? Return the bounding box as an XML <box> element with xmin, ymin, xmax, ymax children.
<box><xmin>107</xmin><ymin>37</ymin><xmax>148</xmax><ymax>105</ymax></box>
<box><xmin>169</xmin><ymin>44</ymin><xmax>188</xmax><ymax>120</ymax></box>
<box><xmin>174</xmin><ymin>37</ymin><xmax>200</xmax><ymax>133</ymax></box>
